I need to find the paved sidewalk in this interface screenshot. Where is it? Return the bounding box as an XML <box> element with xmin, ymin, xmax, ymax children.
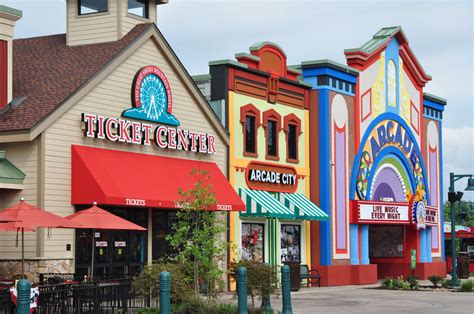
<box><xmin>219</xmin><ymin>283</ymin><xmax>473</xmax><ymax>313</ymax></box>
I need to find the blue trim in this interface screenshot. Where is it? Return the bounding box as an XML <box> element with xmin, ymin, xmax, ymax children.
<box><xmin>349</xmin><ymin>113</ymin><xmax>430</xmax><ymax>204</ymax></box>
<box><xmin>426</xmin><ymin>226</ymin><xmax>432</xmax><ymax>262</ymax></box>
<box><xmin>360</xmin><ymin>225</ymin><xmax>369</xmax><ymax>265</ymax></box>
<box><xmin>420</xmin><ymin>229</ymin><xmax>427</xmax><ymax>262</ymax></box>
<box><xmin>439</xmin><ymin>121</ymin><xmax>445</xmax><ymax>261</ymax></box>
<box><xmin>424</xmin><ymin>98</ymin><xmax>445</xmax><ymax>112</ymax></box>
<box><xmin>302</xmin><ymin>67</ymin><xmax>357</xmax><ymax>83</ymax></box>
<box><xmin>350</xmin><ymin>224</ymin><xmax>360</xmax><ymax>265</ymax></box>
<box><xmin>423</xmin><ymin>114</ymin><xmax>442</xmax><ymax>122</ymax></box>
<box><xmin>312</xmin><ymin>85</ymin><xmax>355</xmax><ymax>97</ymax></box>
<box><xmin>385</xmin><ymin>38</ymin><xmax>400</xmax><ymax>115</ymax></box>
<box><xmin>318</xmin><ymin>88</ymin><xmax>331</xmax><ymax>266</ymax></box>
<box><xmin>366</xmin><ymin>147</ymin><xmax>417</xmax><ymax>200</ymax></box>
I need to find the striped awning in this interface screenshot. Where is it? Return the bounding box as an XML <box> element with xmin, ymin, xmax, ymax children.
<box><xmin>280</xmin><ymin>193</ymin><xmax>329</xmax><ymax>221</ymax></box>
<box><xmin>239</xmin><ymin>188</ymin><xmax>293</xmax><ymax>219</ymax></box>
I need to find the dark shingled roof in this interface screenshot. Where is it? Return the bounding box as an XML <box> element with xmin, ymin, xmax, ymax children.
<box><xmin>0</xmin><ymin>23</ymin><xmax>153</xmax><ymax>133</ymax></box>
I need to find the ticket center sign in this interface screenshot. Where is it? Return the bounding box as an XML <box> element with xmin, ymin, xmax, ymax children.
<box><xmin>351</xmin><ymin>201</ymin><xmax>410</xmax><ymax>224</ymax></box>
<box><xmin>245</xmin><ymin>161</ymin><xmax>298</xmax><ymax>193</ymax></box>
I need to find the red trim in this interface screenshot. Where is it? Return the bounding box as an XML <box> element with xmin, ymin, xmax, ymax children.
<box><xmin>410</xmin><ymin>101</ymin><xmax>419</xmax><ymax>134</ymax></box>
<box><xmin>263</xmin><ymin>109</ymin><xmax>282</xmax><ymax>161</ymax></box>
<box><xmin>283</xmin><ymin>114</ymin><xmax>302</xmax><ymax>163</ymax></box>
<box><xmin>71</xmin><ymin>145</ymin><xmax>245</xmax><ymax>211</ymax></box>
<box><xmin>240</xmin><ymin>103</ymin><xmax>260</xmax><ymax>157</ymax></box>
<box><xmin>360</xmin><ymin>88</ymin><xmax>372</xmax><ymax>122</ymax></box>
<box><xmin>354</xmin><ymin>76</ymin><xmax>361</xmax><ymax>153</ymax></box>
<box><xmin>0</xmin><ymin>40</ymin><xmax>7</xmax><ymax>110</ymax></box>
<box><xmin>334</xmin><ymin>124</ymin><xmax>348</xmax><ymax>254</ymax></box>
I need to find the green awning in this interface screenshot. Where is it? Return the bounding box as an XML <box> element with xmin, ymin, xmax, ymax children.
<box><xmin>0</xmin><ymin>151</ymin><xmax>26</xmax><ymax>189</ymax></box>
<box><xmin>280</xmin><ymin>193</ymin><xmax>329</xmax><ymax>221</ymax></box>
<box><xmin>239</xmin><ymin>188</ymin><xmax>293</xmax><ymax>219</ymax></box>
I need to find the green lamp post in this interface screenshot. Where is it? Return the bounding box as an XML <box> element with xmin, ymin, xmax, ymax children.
<box><xmin>448</xmin><ymin>173</ymin><xmax>474</xmax><ymax>286</ymax></box>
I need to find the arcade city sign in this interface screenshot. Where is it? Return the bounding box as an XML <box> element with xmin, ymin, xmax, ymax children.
<box><xmin>245</xmin><ymin>161</ymin><xmax>298</xmax><ymax>193</ymax></box>
<box><xmin>80</xmin><ymin>66</ymin><xmax>217</xmax><ymax>154</ymax></box>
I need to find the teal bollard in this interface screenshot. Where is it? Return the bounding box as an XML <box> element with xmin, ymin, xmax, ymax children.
<box><xmin>281</xmin><ymin>265</ymin><xmax>293</xmax><ymax>314</ymax></box>
<box><xmin>237</xmin><ymin>267</ymin><xmax>248</xmax><ymax>314</ymax></box>
<box><xmin>17</xmin><ymin>279</ymin><xmax>31</xmax><ymax>314</ymax></box>
<box><xmin>261</xmin><ymin>293</ymin><xmax>273</xmax><ymax>312</ymax></box>
<box><xmin>159</xmin><ymin>271</ymin><xmax>171</xmax><ymax>314</ymax></box>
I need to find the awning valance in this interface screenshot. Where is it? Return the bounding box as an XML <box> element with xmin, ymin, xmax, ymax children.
<box><xmin>239</xmin><ymin>188</ymin><xmax>293</xmax><ymax>219</ymax></box>
<box><xmin>280</xmin><ymin>193</ymin><xmax>329</xmax><ymax>221</ymax></box>
<box><xmin>71</xmin><ymin>145</ymin><xmax>245</xmax><ymax>211</ymax></box>
<box><xmin>0</xmin><ymin>151</ymin><xmax>25</xmax><ymax>189</ymax></box>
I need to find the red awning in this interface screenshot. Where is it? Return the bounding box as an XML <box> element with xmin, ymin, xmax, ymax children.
<box><xmin>72</xmin><ymin>145</ymin><xmax>244</xmax><ymax>211</ymax></box>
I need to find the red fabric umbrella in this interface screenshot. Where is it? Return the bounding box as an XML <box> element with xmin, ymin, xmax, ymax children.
<box><xmin>0</xmin><ymin>198</ymin><xmax>82</xmax><ymax>278</ymax></box>
<box><xmin>0</xmin><ymin>211</ymin><xmax>17</xmax><ymax>222</ymax></box>
<box><xmin>65</xmin><ymin>202</ymin><xmax>146</xmax><ymax>278</ymax></box>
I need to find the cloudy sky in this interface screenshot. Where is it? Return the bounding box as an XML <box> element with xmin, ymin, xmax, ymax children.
<box><xmin>2</xmin><ymin>0</ymin><xmax>473</xmax><ymax>199</ymax></box>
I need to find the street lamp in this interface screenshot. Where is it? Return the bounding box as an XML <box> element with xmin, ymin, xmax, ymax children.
<box><xmin>448</xmin><ymin>173</ymin><xmax>474</xmax><ymax>286</ymax></box>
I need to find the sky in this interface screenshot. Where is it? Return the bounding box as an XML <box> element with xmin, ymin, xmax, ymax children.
<box><xmin>2</xmin><ymin>0</ymin><xmax>473</xmax><ymax>200</ymax></box>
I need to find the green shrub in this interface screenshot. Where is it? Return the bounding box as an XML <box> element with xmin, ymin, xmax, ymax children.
<box><xmin>406</xmin><ymin>275</ymin><xmax>419</xmax><ymax>290</ymax></box>
<box><xmin>441</xmin><ymin>278</ymin><xmax>451</xmax><ymax>288</ymax></box>
<box><xmin>229</xmin><ymin>260</ymin><xmax>279</xmax><ymax>308</ymax></box>
<box><xmin>132</xmin><ymin>262</ymin><xmax>194</xmax><ymax>304</ymax></box>
<box><xmin>382</xmin><ymin>277</ymin><xmax>394</xmax><ymax>289</ymax></box>
<box><xmin>458</xmin><ymin>280</ymin><xmax>473</xmax><ymax>292</ymax></box>
<box><xmin>428</xmin><ymin>275</ymin><xmax>443</xmax><ymax>287</ymax></box>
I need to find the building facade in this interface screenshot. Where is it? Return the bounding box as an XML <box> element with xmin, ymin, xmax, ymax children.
<box><xmin>301</xmin><ymin>27</ymin><xmax>446</xmax><ymax>284</ymax></box>
<box><xmin>0</xmin><ymin>1</ymin><xmax>243</xmax><ymax>280</ymax></box>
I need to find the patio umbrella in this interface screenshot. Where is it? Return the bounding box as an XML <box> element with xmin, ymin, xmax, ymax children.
<box><xmin>65</xmin><ymin>202</ymin><xmax>146</xmax><ymax>279</ymax></box>
<box><xmin>0</xmin><ymin>211</ymin><xmax>17</xmax><ymax>222</ymax></box>
<box><xmin>0</xmin><ymin>198</ymin><xmax>82</xmax><ymax>278</ymax></box>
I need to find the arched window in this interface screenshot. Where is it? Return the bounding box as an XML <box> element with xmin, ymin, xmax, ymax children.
<box><xmin>263</xmin><ymin>109</ymin><xmax>281</xmax><ymax>160</ymax></box>
<box><xmin>240</xmin><ymin>104</ymin><xmax>260</xmax><ymax>157</ymax></box>
<box><xmin>283</xmin><ymin>114</ymin><xmax>302</xmax><ymax>163</ymax></box>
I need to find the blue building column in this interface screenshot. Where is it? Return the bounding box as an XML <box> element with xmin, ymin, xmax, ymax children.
<box><xmin>350</xmin><ymin>224</ymin><xmax>359</xmax><ymax>264</ymax></box>
<box><xmin>419</xmin><ymin>229</ymin><xmax>427</xmax><ymax>263</ymax></box>
<box><xmin>360</xmin><ymin>224</ymin><xmax>369</xmax><ymax>265</ymax></box>
<box><xmin>426</xmin><ymin>227</ymin><xmax>432</xmax><ymax>263</ymax></box>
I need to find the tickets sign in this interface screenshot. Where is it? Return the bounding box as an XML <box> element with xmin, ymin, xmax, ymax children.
<box><xmin>351</xmin><ymin>201</ymin><xmax>410</xmax><ymax>224</ymax></box>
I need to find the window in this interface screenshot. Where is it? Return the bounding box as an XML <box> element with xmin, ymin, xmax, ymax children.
<box><xmin>240</xmin><ymin>104</ymin><xmax>260</xmax><ymax>157</ymax></box>
<box><xmin>263</xmin><ymin>109</ymin><xmax>281</xmax><ymax>160</ymax></box>
<box><xmin>281</xmin><ymin>224</ymin><xmax>301</xmax><ymax>262</ymax></box>
<box><xmin>288</xmin><ymin>124</ymin><xmax>297</xmax><ymax>160</ymax></box>
<box><xmin>242</xmin><ymin>223</ymin><xmax>264</xmax><ymax>262</ymax></box>
<box><xmin>267</xmin><ymin>120</ymin><xmax>277</xmax><ymax>157</ymax></box>
<box><xmin>245</xmin><ymin>116</ymin><xmax>256</xmax><ymax>154</ymax></box>
<box><xmin>283</xmin><ymin>114</ymin><xmax>301</xmax><ymax>162</ymax></box>
<box><xmin>128</xmin><ymin>0</ymin><xmax>149</xmax><ymax>18</ymax></box>
<box><xmin>78</xmin><ymin>0</ymin><xmax>108</xmax><ymax>15</ymax></box>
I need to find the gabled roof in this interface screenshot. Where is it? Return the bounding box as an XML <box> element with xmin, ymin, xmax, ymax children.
<box><xmin>345</xmin><ymin>26</ymin><xmax>431</xmax><ymax>87</ymax></box>
<box><xmin>0</xmin><ymin>23</ymin><xmax>229</xmax><ymax>144</ymax></box>
<box><xmin>0</xmin><ymin>23</ymin><xmax>152</xmax><ymax>133</ymax></box>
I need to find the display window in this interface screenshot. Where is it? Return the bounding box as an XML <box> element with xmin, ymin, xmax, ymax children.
<box><xmin>241</xmin><ymin>223</ymin><xmax>264</xmax><ymax>262</ymax></box>
<box><xmin>281</xmin><ymin>224</ymin><xmax>301</xmax><ymax>262</ymax></box>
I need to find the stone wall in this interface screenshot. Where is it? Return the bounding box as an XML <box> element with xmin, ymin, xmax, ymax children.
<box><xmin>0</xmin><ymin>258</ymin><xmax>73</xmax><ymax>283</ymax></box>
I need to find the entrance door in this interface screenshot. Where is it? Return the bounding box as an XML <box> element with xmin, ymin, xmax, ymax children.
<box><xmin>369</xmin><ymin>225</ymin><xmax>406</xmax><ymax>278</ymax></box>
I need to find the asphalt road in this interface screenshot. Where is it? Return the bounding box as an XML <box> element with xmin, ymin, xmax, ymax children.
<box><xmin>270</xmin><ymin>285</ymin><xmax>474</xmax><ymax>314</ymax></box>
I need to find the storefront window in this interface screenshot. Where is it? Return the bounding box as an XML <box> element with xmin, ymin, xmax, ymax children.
<box><xmin>128</xmin><ymin>0</ymin><xmax>149</xmax><ymax>18</ymax></box>
<box><xmin>241</xmin><ymin>223</ymin><xmax>264</xmax><ymax>262</ymax></box>
<box><xmin>281</xmin><ymin>224</ymin><xmax>301</xmax><ymax>262</ymax></box>
<box><xmin>152</xmin><ymin>210</ymin><xmax>178</xmax><ymax>260</ymax></box>
<box><xmin>78</xmin><ymin>0</ymin><xmax>108</xmax><ymax>15</ymax></box>
<box><xmin>369</xmin><ymin>225</ymin><xmax>403</xmax><ymax>257</ymax></box>
<box><xmin>245</xmin><ymin>115</ymin><xmax>256</xmax><ymax>154</ymax></box>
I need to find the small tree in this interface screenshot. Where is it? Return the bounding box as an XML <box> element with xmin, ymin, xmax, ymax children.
<box><xmin>166</xmin><ymin>168</ymin><xmax>227</xmax><ymax>298</ymax></box>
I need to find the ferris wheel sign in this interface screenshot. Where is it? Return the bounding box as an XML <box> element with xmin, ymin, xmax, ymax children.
<box><xmin>122</xmin><ymin>66</ymin><xmax>180</xmax><ymax>126</ymax></box>
<box><xmin>79</xmin><ymin>66</ymin><xmax>217</xmax><ymax>154</ymax></box>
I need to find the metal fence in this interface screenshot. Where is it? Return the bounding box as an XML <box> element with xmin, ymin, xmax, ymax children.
<box><xmin>0</xmin><ymin>278</ymin><xmax>159</xmax><ymax>314</ymax></box>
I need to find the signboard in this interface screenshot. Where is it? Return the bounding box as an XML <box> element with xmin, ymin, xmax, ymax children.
<box><xmin>412</xmin><ymin>201</ymin><xmax>426</xmax><ymax>229</ymax></box>
<box><xmin>245</xmin><ymin>161</ymin><xmax>298</xmax><ymax>193</ymax></box>
<box><xmin>351</xmin><ymin>201</ymin><xmax>410</xmax><ymax>224</ymax></box>
<box><xmin>424</xmin><ymin>205</ymin><xmax>439</xmax><ymax>226</ymax></box>
<box><xmin>410</xmin><ymin>249</ymin><xmax>416</xmax><ymax>270</ymax></box>
<box><xmin>80</xmin><ymin>66</ymin><xmax>217</xmax><ymax>154</ymax></box>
